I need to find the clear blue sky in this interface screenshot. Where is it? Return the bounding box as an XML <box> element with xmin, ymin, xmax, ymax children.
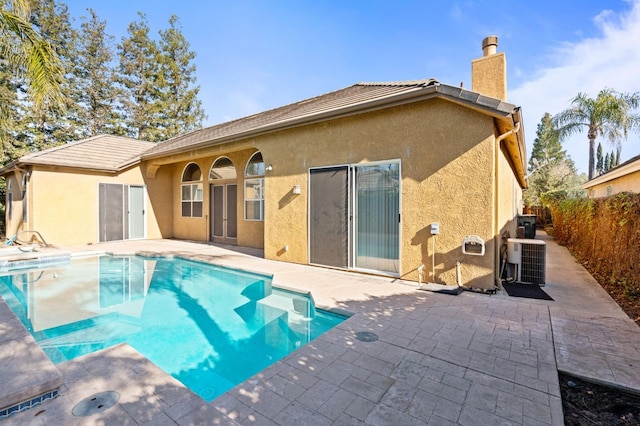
<box><xmin>64</xmin><ymin>0</ymin><xmax>640</xmax><ymax>175</ymax></box>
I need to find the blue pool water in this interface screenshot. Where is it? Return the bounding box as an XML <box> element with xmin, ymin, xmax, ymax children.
<box><xmin>0</xmin><ymin>255</ymin><xmax>345</xmax><ymax>401</ymax></box>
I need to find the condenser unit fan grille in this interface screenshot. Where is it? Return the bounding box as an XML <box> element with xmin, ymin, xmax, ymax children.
<box><xmin>520</xmin><ymin>242</ymin><xmax>545</xmax><ymax>285</ymax></box>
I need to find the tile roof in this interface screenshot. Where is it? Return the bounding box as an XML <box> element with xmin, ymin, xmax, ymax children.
<box><xmin>142</xmin><ymin>79</ymin><xmax>518</xmax><ymax>160</ymax></box>
<box><xmin>15</xmin><ymin>135</ymin><xmax>155</xmax><ymax>173</ymax></box>
<box><xmin>0</xmin><ymin>79</ymin><xmax>521</xmax><ymax>176</ymax></box>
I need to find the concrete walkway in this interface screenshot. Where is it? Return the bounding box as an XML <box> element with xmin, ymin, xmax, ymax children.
<box><xmin>3</xmin><ymin>232</ymin><xmax>640</xmax><ymax>425</ymax></box>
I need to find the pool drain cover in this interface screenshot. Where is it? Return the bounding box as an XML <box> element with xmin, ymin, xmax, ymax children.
<box><xmin>355</xmin><ymin>331</ymin><xmax>379</xmax><ymax>342</ymax></box>
<box><xmin>72</xmin><ymin>391</ymin><xmax>120</xmax><ymax>417</ymax></box>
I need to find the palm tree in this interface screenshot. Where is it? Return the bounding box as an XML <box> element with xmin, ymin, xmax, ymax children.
<box><xmin>553</xmin><ymin>89</ymin><xmax>640</xmax><ymax>180</ymax></box>
<box><xmin>1</xmin><ymin>0</ymin><xmax>63</xmax><ymax>107</ymax></box>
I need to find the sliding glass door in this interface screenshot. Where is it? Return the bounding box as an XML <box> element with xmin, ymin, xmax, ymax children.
<box><xmin>354</xmin><ymin>163</ymin><xmax>400</xmax><ymax>273</ymax></box>
<box><xmin>309</xmin><ymin>161</ymin><xmax>400</xmax><ymax>275</ymax></box>
<box><xmin>309</xmin><ymin>167</ymin><xmax>349</xmax><ymax>268</ymax></box>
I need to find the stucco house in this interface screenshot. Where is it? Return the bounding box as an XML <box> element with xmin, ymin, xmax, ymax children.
<box><xmin>582</xmin><ymin>153</ymin><xmax>640</xmax><ymax>197</ymax></box>
<box><xmin>1</xmin><ymin>36</ymin><xmax>527</xmax><ymax>290</ymax></box>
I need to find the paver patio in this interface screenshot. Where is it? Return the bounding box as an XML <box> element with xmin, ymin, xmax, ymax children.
<box><xmin>2</xmin><ymin>231</ymin><xmax>639</xmax><ymax>425</ymax></box>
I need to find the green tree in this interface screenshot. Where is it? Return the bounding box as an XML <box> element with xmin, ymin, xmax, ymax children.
<box><xmin>614</xmin><ymin>149</ymin><xmax>621</xmax><ymax>167</ymax></box>
<box><xmin>0</xmin><ymin>0</ymin><xmax>62</xmax><ymax>109</ymax></box>
<box><xmin>118</xmin><ymin>12</ymin><xmax>160</xmax><ymax>140</ymax></box>
<box><xmin>20</xmin><ymin>0</ymin><xmax>76</xmax><ymax>151</ymax></box>
<box><xmin>596</xmin><ymin>142</ymin><xmax>603</xmax><ymax>175</ymax></box>
<box><xmin>73</xmin><ymin>8</ymin><xmax>124</xmax><ymax>137</ymax></box>
<box><xmin>524</xmin><ymin>112</ymin><xmax>586</xmax><ymax>206</ymax></box>
<box><xmin>604</xmin><ymin>152</ymin><xmax>611</xmax><ymax>172</ymax></box>
<box><xmin>0</xmin><ymin>0</ymin><xmax>63</xmax><ymax>159</ymax></box>
<box><xmin>157</xmin><ymin>15</ymin><xmax>205</xmax><ymax>140</ymax></box>
<box><xmin>117</xmin><ymin>13</ymin><xmax>205</xmax><ymax>141</ymax></box>
<box><xmin>528</xmin><ymin>112</ymin><xmax>565</xmax><ymax>171</ymax></box>
<box><xmin>553</xmin><ymin>88</ymin><xmax>640</xmax><ymax>180</ymax></box>
<box><xmin>0</xmin><ymin>61</ymin><xmax>24</xmax><ymax>163</ymax></box>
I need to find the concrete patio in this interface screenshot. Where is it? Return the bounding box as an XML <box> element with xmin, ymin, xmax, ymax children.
<box><xmin>2</xmin><ymin>231</ymin><xmax>639</xmax><ymax>425</ymax></box>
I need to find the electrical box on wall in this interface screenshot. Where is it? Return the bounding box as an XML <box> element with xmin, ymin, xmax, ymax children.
<box><xmin>430</xmin><ymin>223</ymin><xmax>440</xmax><ymax>235</ymax></box>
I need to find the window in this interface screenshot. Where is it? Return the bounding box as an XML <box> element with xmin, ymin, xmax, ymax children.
<box><xmin>181</xmin><ymin>163</ymin><xmax>203</xmax><ymax>217</ymax></box>
<box><xmin>7</xmin><ymin>193</ymin><xmax>12</xmax><ymax>220</ymax></box>
<box><xmin>245</xmin><ymin>152</ymin><xmax>265</xmax><ymax>221</ymax></box>
<box><xmin>209</xmin><ymin>157</ymin><xmax>237</xmax><ymax>181</ymax></box>
<box><xmin>21</xmin><ymin>173</ymin><xmax>28</xmax><ymax>222</ymax></box>
<box><xmin>245</xmin><ymin>178</ymin><xmax>264</xmax><ymax>220</ymax></box>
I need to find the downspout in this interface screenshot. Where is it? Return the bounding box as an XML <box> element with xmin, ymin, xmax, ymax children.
<box><xmin>495</xmin><ymin>121</ymin><xmax>520</xmax><ymax>146</ymax></box>
<box><xmin>493</xmin><ymin>121</ymin><xmax>520</xmax><ymax>287</ymax></box>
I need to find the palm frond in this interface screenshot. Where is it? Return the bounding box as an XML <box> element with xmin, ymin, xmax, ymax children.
<box><xmin>0</xmin><ymin>7</ymin><xmax>64</xmax><ymax>109</ymax></box>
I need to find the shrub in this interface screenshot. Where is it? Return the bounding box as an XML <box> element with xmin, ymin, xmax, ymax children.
<box><xmin>550</xmin><ymin>192</ymin><xmax>640</xmax><ymax>305</ymax></box>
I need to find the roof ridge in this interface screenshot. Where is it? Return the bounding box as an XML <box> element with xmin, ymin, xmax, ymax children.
<box><xmin>21</xmin><ymin>134</ymin><xmax>149</xmax><ymax>161</ymax></box>
<box><xmin>20</xmin><ymin>135</ymin><xmax>99</xmax><ymax>160</ymax></box>
<box><xmin>154</xmin><ymin>83</ymin><xmax>363</xmax><ymax>148</ymax></box>
<box><xmin>357</xmin><ymin>79</ymin><xmax>440</xmax><ymax>87</ymax></box>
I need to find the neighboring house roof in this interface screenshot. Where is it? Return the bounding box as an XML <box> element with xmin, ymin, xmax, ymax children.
<box><xmin>142</xmin><ymin>80</ymin><xmax>525</xmax><ymax>185</ymax></box>
<box><xmin>582</xmin><ymin>153</ymin><xmax>640</xmax><ymax>189</ymax></box>
<box><xmin>0</xmin><ymin>135</ymin><xmax>155</xmax><ymax>175</ymax></box>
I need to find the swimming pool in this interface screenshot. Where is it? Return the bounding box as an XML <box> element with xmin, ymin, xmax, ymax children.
<box><xmin>0</xmin><ymin>255</ymin><xmax>345</xmax><ymax>401</ymax></box>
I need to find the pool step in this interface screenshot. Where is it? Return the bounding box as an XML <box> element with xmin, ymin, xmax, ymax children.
<box><xmin>257</xmin><ymin>293</ymin><xmax>316</xmax><ymax>320</ymax></box>
<box><xmin>234</xmin><ymin>300</ymin><xmax>288</xmax><ymax>328</ymax></box>
<box><xmin>240</xmin><ymin>279</ymin><xmax>272</xmax><ymax>301</ymax></box>
<box><xmin>36</xmin><ymin>321</ymin><xmax>141</xmax><ymax>363</ymax></box>
<box><xmin>261</xmin><ymin>315</ymin><xmax>306</xmax><ymax>352</ymax></box>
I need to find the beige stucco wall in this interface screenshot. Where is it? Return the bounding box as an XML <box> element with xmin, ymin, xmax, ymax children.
<box><xmin>165</xmin><ymin>147</ymin><xmax>264</xmax><ymax>248</ymax></box>
<box><xmin>496</xmin><ymin>143</ymin><xmax>523</xmax><ymax>283</ymax></box>
<box><xmin>5</xmin><ymin>164</ymin><xmax>169</xmax><ymax>246</ymax></box>
<box><xmin>254</xmin><ymin>98</ymin><xmax>500</xmax><ymax>288</ymax></box>
<box><xmin>586</xmin><ymin>169</ymin><xmax>640</xmax><ymax>198</ymax></box>
<box><xmin>143</xmin><ymin>98</ymin><xmax>510</xmax><ymax>288</ymax></box>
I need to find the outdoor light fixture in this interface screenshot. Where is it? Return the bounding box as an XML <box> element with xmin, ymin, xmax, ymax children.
<box><xmin>292</xmin><ymin>184</ymin><xmax>301</xmax><ymax>195</ymax></box>
<box><xmin>265</xmin><ymin>164</ymin><xmax>273</xmax><ymax>171</ymax></box>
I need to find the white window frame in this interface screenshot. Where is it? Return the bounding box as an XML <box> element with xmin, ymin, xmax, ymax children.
<box><xmin>244</xmin><ymin>152</ymin><xmax>265</xmax><ymax>221</ymax></box>
<box><xmin>181</xmin><ymin>182</ymin><xmax>204</xmax><ymax>218</ymax></box>
<box><xmin>181</xmin><ymin>162</ymin><xmax>203</xmax><ymax>218</ymax></box>
<box><xmin>244</xmin><ymin>178</ymin><xmax>264</xmax><ymax>221</ymax></box>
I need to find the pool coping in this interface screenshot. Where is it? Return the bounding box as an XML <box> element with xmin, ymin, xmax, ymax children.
<box><xmin>0</xmin><ymin>297</ymin><xmax>63</xmax><ymax>418</ymax></box>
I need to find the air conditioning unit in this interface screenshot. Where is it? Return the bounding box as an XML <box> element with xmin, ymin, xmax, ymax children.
<box><xmin>507</xmin><ymin>238</ymin><xmax>546</xmax><ymax>285</ymax></box>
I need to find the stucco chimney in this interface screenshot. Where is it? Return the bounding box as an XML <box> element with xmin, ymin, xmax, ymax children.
<box><xmin>471</xmin><ymin>35</ymin><xmax>507</xmax><ymax>101</ymax></box>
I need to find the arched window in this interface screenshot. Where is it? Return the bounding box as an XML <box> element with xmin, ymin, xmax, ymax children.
<box><xmin>181</xmin><ymin>163</ymin><xmax>203</xmax><ymax>217</ymax></box>
<box><xmin>209</xmin><ymin>157</ymin><xmax>237</xmax><ymax>181</ymax></box>
<box><xmin>244</xmin><ymin>152</ymin><xmax>265</xmax><ymax>221</ymax></box>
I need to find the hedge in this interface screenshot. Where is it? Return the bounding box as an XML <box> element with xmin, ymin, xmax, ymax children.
<box><xmin>549</xmin><ymin>192</ymin><xmax>640</xmax><ymax>301</ymax></box>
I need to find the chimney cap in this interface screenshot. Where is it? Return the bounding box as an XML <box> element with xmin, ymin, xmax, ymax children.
<box><xmin>482</xmin><ymin>35</ymin><xmax>498</xmax><ymax>56</ymax></box>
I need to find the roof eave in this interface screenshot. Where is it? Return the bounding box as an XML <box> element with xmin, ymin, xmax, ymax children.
<box><xmin>582</xmin><ymin>157</ymin><xmax>640</xmax><ymax>189</ymax></box>
<box><xmin>509</xmin><ymin>108</ymin><xmax>528</xmax><ymax>189</ymax></box>
<box><xmin>14</xmin><ymin>159</ymin><xmax>124</xmax><ymax>174</ymax></box>
<box><xmin>0</xmin><ymin>159</ymin><xmax>23</xmax><ymax>176</ymax></box>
